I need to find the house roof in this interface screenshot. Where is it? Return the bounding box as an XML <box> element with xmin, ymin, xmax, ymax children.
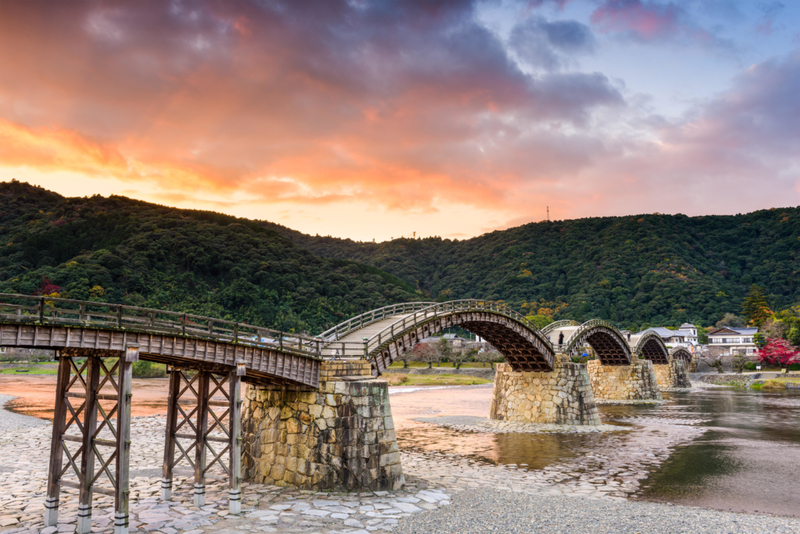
<box><xmin>708</xmin><ymin>327</ymin><xmax>758</xmax><ymax>336</ymax></box>
<box><xmin>635</xmin><ymin>327</ymin><xmax>685</xmax><ymax>339</ymax></box>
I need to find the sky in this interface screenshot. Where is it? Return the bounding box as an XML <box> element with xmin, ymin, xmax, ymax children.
<box><xmin>0</xmin><ymin>0</ymin><xmax>798</xmax><ymax>241</ymax></box>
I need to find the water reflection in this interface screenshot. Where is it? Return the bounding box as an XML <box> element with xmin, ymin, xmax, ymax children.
<box><xmin>398</xmin><ymin>388</ymin><xmax>800</xmax><ymax>517</ymax></box>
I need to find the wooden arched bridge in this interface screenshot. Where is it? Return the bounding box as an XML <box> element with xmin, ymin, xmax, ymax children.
<box><xmin>0</xmin><ymin>294</ymin><xmax>686</xmax><ymax>534</ymax></box>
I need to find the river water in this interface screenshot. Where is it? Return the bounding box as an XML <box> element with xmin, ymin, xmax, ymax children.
<box><xmin>396</xmin><ymin>386</ymin><xmax>800</xmax><ymax>518</ymax></box>
<box><xmin>3</xmin><ymin>376</ymin><xmax>799</xmax><ymax>517</ymax></box>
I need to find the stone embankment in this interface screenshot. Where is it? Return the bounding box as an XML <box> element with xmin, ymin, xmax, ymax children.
<box><xmin>652</xmin><ymin>359</ymin><xmax>691</xmax><ymax>391</ymax></box>
<box><xmin>242</xmin><ymin>361</ymin><xmax>404</xmax><ymax>491</ymax></box>
<box><xmin>489</xmin><ymin>359</ymin><xmax>600</xmax><ymax>426</ymax></box>
<box><xmin>587</xmin><ymin>359</ymin><xmax>662</xmax><ymax>403</ymax></box>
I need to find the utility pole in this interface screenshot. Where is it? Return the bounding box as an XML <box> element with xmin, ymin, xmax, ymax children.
<box><xmin>547</xmin><ymin>206</ymin><xmax>549</xmax><ymax>221</ymax></box>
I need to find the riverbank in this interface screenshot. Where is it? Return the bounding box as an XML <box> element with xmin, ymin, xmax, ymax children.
<box><xmin>3</xmin><ymin>377</ymin><xmax>800</xmax><ymax>533</ymax></box>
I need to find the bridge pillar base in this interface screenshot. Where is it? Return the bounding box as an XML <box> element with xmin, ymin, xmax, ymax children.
<box><xmin>586</xmin><ymin>359</ymin><xmax>662</xmax><ymax>401</ymax></box>
<box><xmin>652</xmin><ymin>358</ymin><xmax>691</xmax><ymax>389</ymax></box>
<box><xmin>489</xmin><ymin>356</ymin><xmax>601</xmax><ymax>426</ymax></box>
<box><xmin>242</xmin><ymin>361</ymin><xmax>404</xmax><ymax>492</ymax></box>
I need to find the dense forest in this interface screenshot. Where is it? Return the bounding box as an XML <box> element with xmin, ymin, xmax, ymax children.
<box><xmin>1</xmin><ymin>181</ymin><xmax>798</xmax><ymax>333</ymax></box>
<box><xmin>264</xmin><ymin>206</ymin><xmax>800</xmax><ymax>332</ymax></box>
<box><xmin>0</xmin><ymin>181</ymin><xmax>419</xmax><ymax>333</ymax></box>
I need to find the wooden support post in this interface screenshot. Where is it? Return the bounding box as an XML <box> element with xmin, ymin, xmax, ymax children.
<box><xmin>114</xmin><ymin>347</ymin><xmax>135</xmax><ymax>534</ymax></box>
<box><xmin>44</xmin><ymin>354</ymin><xmax>70</xmax><ymax>527</ymax></box>
<box><xmin>228</xmin><ymin>370</ymin><xmax>242</xmax><ymax>515</ymax></box>
<box><xmin>161</xmin><ymin>368</ymin><xmax>180</xmax><ymax>501</ymax></box>
<box><xmin>194</xmin><ymin>370</ymin><xmax>209</xmax><ymax>507</ymax></box>
<box><xmin>77</xmin><ymin>356</ymin><xmax>100</xmax><ymax>534</ymax></box>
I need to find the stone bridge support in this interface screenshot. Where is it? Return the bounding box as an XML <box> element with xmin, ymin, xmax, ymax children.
<box><xmin>652</xmin><ymin>358</ymin><xmax>691</xmax><ymax>389</ymax></box>
<box><xmin>586</xmin><ymin>359</ymin><xmax>662</xmax><ymax>402</ymax></box>
<box><xmin>489</xmin><ymin>355</ymin><xmax>601</xmax><ymax>426</ymax></box>
<box><xmin>241</xmin><ymin>361</ymin><xmax>403</xmax><ymax>491</ymax></box>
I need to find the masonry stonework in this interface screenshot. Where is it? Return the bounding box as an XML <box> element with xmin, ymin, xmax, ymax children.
<box><xmin>241</xmin><ymin>361</ymin><xmax>404</xmax><ymax>491</ymax></box>
<box><xmin>489</xmin><ymin>356</ymin><xmax>601</xmax><ymax>426</ymax></box>
<box><xmin>586</xmin><ymin>359</ymin><xmax>662</xmax><ymax>401</ymax></box>
<box><xmin>652</xmin><ymin>358</ymin><xmax>691</xmax><ymax>389</ymax></box>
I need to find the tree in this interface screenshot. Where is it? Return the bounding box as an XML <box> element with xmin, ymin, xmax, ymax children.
<box><xmin>396</xmin><ymin>348</ymin><xmax>413</xmax><ymax>369</ymax></box>
<box><xmin>526</xmin><ymin>314</ymin><xmax>553</xmax><ymax>330</ymax></box>
<box><xmin>758</xmin><ymin>338</ymin><xmax>799</xmax><ymax>368</ymax></box>
<box><xmin>477</xmin><ymin>349</ymin><xmax>503</xmax><ymax>369</ymax></box>
<box><xmin>716</xmin><ymin>313</ymin><xmax>746</xmax><ymax>329</ymax></box>
<box><xmin>411</xmin><ymin>343</ymin><xmax>439</xmax><ymax>369</ymax></box>
<box><xmin>437</xmin><ymin>337</ymin><xmax>453</xmax><ymax>366</ymax></box>
<box><xmin>742</xmin><ymin>285</ymin><xmax>773</xmax><ymax>328</ymax></box>
<box><xmin>448</xmin><ymin>348</ymin><xmax>470</xmax><ymax>369</ymax></box>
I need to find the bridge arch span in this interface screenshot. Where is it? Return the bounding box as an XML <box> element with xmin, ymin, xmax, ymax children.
<box><xmin>323</xmin><ymin>300</ymin><xmax>555</xmax><ymax>375</ymax></box>
<box><xmin>670</xmin><ymin>346</ymin><xmax>693</xmax><ymax>364</ymax></box>
<box><xmin>634</xmin><ymin>330</ymin><xmax>670</xmax><ymax>365</ymax></box>
<box><xmin>564</xmin><ymin>319</ymin><xmax>632</xmax><ymax>366</ymax></box>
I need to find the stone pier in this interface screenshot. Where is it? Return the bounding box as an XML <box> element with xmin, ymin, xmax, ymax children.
<box><xmin>241</xmin><ymin>360</ymin><xmax>404</xmax><ymax>491</ymax></box>
<box><xmin>489</xmin><ymin>356</ymin><xmax>601</xmax><ymax>426</ymax></box>
<box><xmin>652</xmin><ymin>358</ymin><xmax>691</xmax><ymax>389</ymax></box>
<box><xmin>586</xmin><ymin>359</ymin><xmax>662</xmax><ymax>402</ymax></box>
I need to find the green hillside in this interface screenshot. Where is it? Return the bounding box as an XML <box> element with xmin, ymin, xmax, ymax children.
<box><xmin>2</xmin><ymin>180</ymin><xmax>798</xmax><ymax>332</ymax></box>
<box><xmin>265</xmin><ymin>210</ymin><xmax>800</xmax><ymax>331</ymax></box>
<box><xmin>0</xmin><ymin>181</ymin><xmax>419</xmax><ymax>334</ymax></box>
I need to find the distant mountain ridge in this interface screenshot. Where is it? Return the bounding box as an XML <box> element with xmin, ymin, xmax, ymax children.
<box><xmin>262</xmin><ymin>206</ymin><xmax>800</xmax><ymax>330</ymax></box>
<box><xmin>1</xmin><ymin>181</ymin><xmax>798</xmax><ymax>332</ymax></box>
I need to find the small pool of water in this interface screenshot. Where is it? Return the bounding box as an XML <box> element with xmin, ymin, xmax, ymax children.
<box><xmin>397</xmin><ymin>388</ymin><xmax>800</xmax><ymax>517</ymax></box>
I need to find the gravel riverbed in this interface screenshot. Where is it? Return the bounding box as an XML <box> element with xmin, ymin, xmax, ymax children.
<box><xmin>2</xmin><ymin>388</ymin><xmax>800</xmax><ymax>533</ymax></box>
<box><xmin>395</xmin><ymin>487</ymin><xmax>800</xmax><ymax>534</ymax></box>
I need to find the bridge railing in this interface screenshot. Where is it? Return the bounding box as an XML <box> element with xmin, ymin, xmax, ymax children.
<box><xmin>563</xmin><ymin>318</ymin><xmax>626</xmax><ymax>357</ymax></box>
<box><xmin>0</xmin><ymin>293</ymin><xmax>324</xmax><ymax>359</ymax></box>
<box><xmin>321</xmin><ymin>299</ymin><xmax>552</xmax><ymax>360</ymax></box>
<box><xmin>541</xmin><ymin>320</ymin><xmax>580</xmax><ymax>336</ymax></box>
<box><xmin>318</xmin><ymin>301</ymin><xmax>437</xmax><ymax>341</ymax></box>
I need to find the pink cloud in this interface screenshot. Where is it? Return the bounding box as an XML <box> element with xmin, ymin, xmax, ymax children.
<box><xmin>590</xmin><ymin>0</ymin><xmax>680</xmax><ymax>41</ymax></box>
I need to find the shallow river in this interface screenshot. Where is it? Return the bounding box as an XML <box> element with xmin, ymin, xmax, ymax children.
<box><xmin>3</xmin><ymin>376</ymin><xmax>799</xmax><ymax>517</ymax></box>
<box><xmin>396</xmin><ymin>386</ymin><xmax>800</xmax><ymax>517</ymax></box>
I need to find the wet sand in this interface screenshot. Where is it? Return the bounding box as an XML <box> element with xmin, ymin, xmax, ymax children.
<box><xmin>0</xmin><ymin>374</ymin><xmax>172</xmax><ymax>420</ymax></box>
<box><xmin>0</xmin><ymin>375</ymin><xmax>495</xmax><ymax>425</ymax></box>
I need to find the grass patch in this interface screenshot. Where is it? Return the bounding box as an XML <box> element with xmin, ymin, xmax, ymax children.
<box><xmin>0</xmin><ymin>367</ymin><xmax>59</xmax><ymax>375</ymax></box>
<box><xmin>384</xmin><ymin>373</ymin><xmax>491</xmax><ymax>386</ymax></box>
<box><xmin>387</xmin><ymin>361</ymin><xmax>493</xmax><ymax>369</ymax></box>
<box><xmin>751</xmin><ymin>377</ymin><xmax>800</xmax><ymax>390</ymax></box>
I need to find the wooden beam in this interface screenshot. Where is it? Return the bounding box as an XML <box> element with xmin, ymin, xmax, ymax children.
<box><xmin>44</xmin><ymin>354</ymin><xmax>70</xmax><ymax>527</ymax></box>
<box><xmin>161</xmin><ymin>368</ymin><xmax>180</xmax><ymax>501</ymax></box>
<box><xmin>113</xmin><ymin>348</ymin><xmax>134</xmax><ymax>534</ymax></box>
<box><xmin>193</xmin><ymin>370</ymin><xmax>209</xmax><ymax>507</ymax></box>
<box><xmin>228</xmin><ymin>370</ymin><xmax>242</xmax><ymax>515</ymax></box>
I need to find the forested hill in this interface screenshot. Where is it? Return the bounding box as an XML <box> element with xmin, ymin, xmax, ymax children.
<box><xmin>264</xmin><ymin>208</ymin><xmax>800</xmax><ymax>331</ymax></box>
<box><xmin>0</xmin><ymin>181</ymin><xmax>419</xmax><ymax>334</ymax></box>
<box><xmin>2</xmin><ymin>181</ymin><xmax>798</xmax><ymax>332</ymax></box>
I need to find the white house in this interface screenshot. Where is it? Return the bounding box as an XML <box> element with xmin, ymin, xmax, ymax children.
<box><xmin>706</xmin><ymin>327</ymin><xmax>758</xmax><ymax>356</ymax></box>
<box><xmin>634</xmin><ymin>323</ymin><xmax>699</xmax><ymax>348</ymax></box>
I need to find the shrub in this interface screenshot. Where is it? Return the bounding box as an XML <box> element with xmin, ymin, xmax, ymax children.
<box><xmin>132</xmin><ymin>360</ymin><xmax>166</xmax><ymax>378</ymax></box>
<box><xmin>383</xmin><ymin>373</ymin><xmax>408</xmax><ymax>386</ymax></box>
<box><xmin>789</xmin><ymin>363</ymin><xmax>800</xmax><ymax>371</ymax></box>
<box><xmin>744</xmin><ymin>361</ymin><xmax>757</xmax><ymax>371</ymax></box>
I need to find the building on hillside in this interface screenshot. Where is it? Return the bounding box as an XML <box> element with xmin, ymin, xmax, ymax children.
<box><xmin>706</xmin><ymin>327</ymin><xmax>758</xmax><ymax>356</ymax></box>
<box><xmin>634</xmin><ymin>323</ymin><xmax>699</xmax><ymax>349</ymax></box>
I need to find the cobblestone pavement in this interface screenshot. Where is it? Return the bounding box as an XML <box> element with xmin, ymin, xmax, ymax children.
<box><xmin>0</xmin><ymin>392</ymin><xmax>790</xmax><ymax>534</ymax></box>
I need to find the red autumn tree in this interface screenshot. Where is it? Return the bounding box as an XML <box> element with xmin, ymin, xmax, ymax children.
<box><xmin>34</xmin><ymin>276</ymin><xmax>61</xmax><ymax>296</ymax></box>
<box><xmin>757</xmin><ymin>338</ymin><xmax>799</xmax><ymax>368</ymax></box>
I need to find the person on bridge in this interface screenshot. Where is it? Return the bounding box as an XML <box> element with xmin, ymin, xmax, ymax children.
<box><xmin>558</xmin><ymin>332</ymin><xmax>564</xmax><ymax>345</ymax></box>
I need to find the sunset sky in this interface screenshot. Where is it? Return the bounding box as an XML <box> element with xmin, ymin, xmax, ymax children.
<box><xmin>1</xmin><ymin>0</ymin><xmax>798</xmax><ymax>241</ymax></box>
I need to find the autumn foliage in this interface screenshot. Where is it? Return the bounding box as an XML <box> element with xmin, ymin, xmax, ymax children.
<box><xmin>757</xmin><ymin>338</ymin><xmax>799</xmax><ymax>367</ymax></box>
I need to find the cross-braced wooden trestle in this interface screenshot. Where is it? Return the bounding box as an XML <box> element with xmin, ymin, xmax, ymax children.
<box><xmin>161</xmin><ymin>368</ymin><xmax>242</xmax><ymax>513</ymax></box>
<box><xmin>44</xmin><ymin>346</ymin><xmax>137</xmax><ymax>534</ymax></box>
